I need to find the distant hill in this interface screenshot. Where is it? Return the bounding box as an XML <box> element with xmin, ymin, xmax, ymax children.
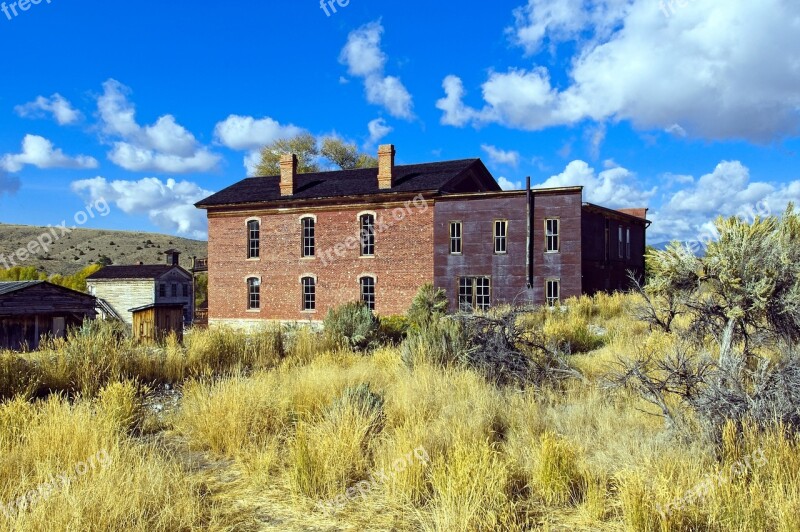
<box><xmin>0</xmin><ymin>223</ymin><xmax>207</xmax><ymax>276</ymax></box>
<box><xmin>651</xmin><ymin>241</ymin><xmax>707</xmax><ymax>256</ymax></box>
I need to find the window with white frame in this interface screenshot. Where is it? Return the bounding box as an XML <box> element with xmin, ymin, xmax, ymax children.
<box><xmin>450</xmin><ymin>221</ymin><xmax>462</xmax><ymax>254</ymax></box>
<box><xmin>546</xmin><ymin>219</ymin><xmax>560</xmax><ymax>252</ymax></box>
<box><xmin>360</xmin><ymin>214</ymin><xmax>375</xmax><ymax>257</ymax></box>
<box><xmin>618</xmin><ymin>226</ymin><xmax>624</xmax><ymax>258</ymax></box>
<box><xmin>494</xmin><ymin>220</ymin><xmax>508</xmax><ymax>254</ymax></box>
<box><xmin>247</xmin><ymin>277</ymin><xmax>260</xmax><ymax>310</ymax></box>
<box><xmin>301</xmin><ymin>276</ymin><xmax>316</xmax><ymax>311</ymax></box>
<box><xmin>301</xmin><ymin>217</ymin><xmax>315</xmax><ymax>257</ymax></box>
<box><xmin>546</xmin><ymin>279</ymin><xmax>560</xmax><ymax>307</ymax></box>
<box><xmin>247</xmin><ymin>220</ymin><xmax>260</xmax><ymax>259</ymax></box>
<box><xmin>360</xmin><ymin>276</ymin><xmax>375</xmax><ymax>310</ymax></box>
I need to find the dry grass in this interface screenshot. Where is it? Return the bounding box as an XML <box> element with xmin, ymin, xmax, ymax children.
<box><xmin>1</xmin><ymin>292</ymin><xmax>800</xmax><ymax>530</ymax></box>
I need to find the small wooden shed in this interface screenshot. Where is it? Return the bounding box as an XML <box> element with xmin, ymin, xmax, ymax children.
<box><xmin>0</xmin><ymin>281</ymin><xmax>96</xmax><ymax>351</ymax></box>
<box><xmin>130</xmin><ymin>303</ymin><xmax>185</xmax><ymax>343</ymax></box>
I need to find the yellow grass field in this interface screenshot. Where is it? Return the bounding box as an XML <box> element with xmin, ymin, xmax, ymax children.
<box><xmin>1</xmin><ymin>293</ymin><xmax>799</xmax><ymax>531</ymax></box>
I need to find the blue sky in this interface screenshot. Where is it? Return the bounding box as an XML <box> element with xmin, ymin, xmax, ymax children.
<box><xmin>1</xmin><ymin>0</ymin><xmax>798</xmax><ymax>243</ymax></box>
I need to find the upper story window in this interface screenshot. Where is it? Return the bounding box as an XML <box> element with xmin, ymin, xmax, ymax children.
<box><xmin>183</xmin><ymin>283</ymin><xmax>189</xmax><ymax>298</ymax></box>
<box><xmin>618</xmin><ymin>226</ymin><xmax>624</xmax><ymax>258</ymax></box>
<box><xmin>494</xmin><ymin>220</ymin><xmax>508</xmax><ymax>254</ymax></box>
<box><xmin>247</xmin><ymin>220</ymin><xmax>260</xmax><ymax>259</ymax></box>
<box><xmin>360</xmin><ymin>275</ymin><xmax>375</xmax><ymax>310</ymax></box>
<box><xmin>301</xmin><ymin>217</ymin><xmax>315</xmax><ymax>258</ymax></box>
<box><xmin>171</xmin><ymin>283</ymin><xmax>178</xmax><ymax>297</ymax></box>
<box><xmin>247</xmin><ymin>277</ymin><xmax>260</xmax><ymax>310</ymax></box>
<box><xmin>546</xmin><ymin>219</ymin><xmax>560</xmax><ymax>253</ymax></box>
<box><xmin>449</xmin><ymin>221</ymin><xmax>462</xmax><ymax>254</ymax></box>
<box><xmin>546</xmin><ymin>279</ymin><xmax>561</xmax><ymax>307</ymax></box>
<box><xmin>360</xmin><ymin>214</ymin><xmax>375</xmax><ymax>257</ymax></box>
<box><xmin>159</xmin><ymin>283</ymin><xmax>166</xmax><ymax>298</ymax></box>
<box><xmin>302</xmin><ymin>276</ymin><xmax>316</xmax><ymax>311</ymax></box>
<box><xmin>626</xmin><ymin>227</ymin><xmax>631</xmax><ymax>259</ymax></box>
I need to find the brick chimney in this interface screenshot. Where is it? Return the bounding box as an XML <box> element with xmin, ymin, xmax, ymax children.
<box><xmin>280</xmin><ymin>153</ymin><xmax>298</xmax><ymax>196</ymax></box>
<box><xmin>377</xmin><ymin>144</ymin><xmax>395</xmax><ymax>189</ymax></box>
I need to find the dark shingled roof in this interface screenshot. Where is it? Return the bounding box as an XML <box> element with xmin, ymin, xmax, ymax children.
<box><xmin>196</xmin><ymin>159</ymin><xmax>495</xmax><ymax>208</ymax></box>
<box><xmin>86</xmin><ymin>265</ymin><xmax>185</xmax><ymax>281</ymax></box>
<box><xmin>0</xmin><ymin>281</ymin><xmax>44</xmax><ymax>297</ymax></box>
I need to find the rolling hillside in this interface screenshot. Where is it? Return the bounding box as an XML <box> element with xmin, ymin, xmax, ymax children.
<box><xmin>0</xmin><ymin>223</ymin><xmax>207</xmax><ymax>276</ymax></box>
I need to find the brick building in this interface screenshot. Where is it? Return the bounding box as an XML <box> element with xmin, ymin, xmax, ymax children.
<box><xmin>196</xmin><ymin>145</ymin><xmax>649</xmax><ymax>327</ymax></box>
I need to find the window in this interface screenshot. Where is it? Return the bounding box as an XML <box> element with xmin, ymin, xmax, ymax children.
<box><xmin>458</xmin><ymin>277</ymin><xmax>491</xmax><ymax>312</ymax></box>
<box><xmin>159</xmin><ymin>284</ymin><xmax>166</xmax><ymax>298</ymax></box>
<box><xmin>618</xmin><ymin>226</ymin><xmax>624</xmax><ymax>258</ymax></box>
<box><xmin>494</xmin><ymin>220</ymin><xmax>508</xmax><ymax>254</ymax></box>
<box><xmin>546</xmin><ymin>279</ymin><xmax>560</xmax><ymax>307</ymax></box>
<box><xmin>450</xmin><ymin>221</ymin><xmax>462</xmax><ymax>254</ymax></box>
<box><xmin>302</xmin><ymin>277</ymin><xmax>316</xmax><ymax>311</ymax></box>
<box><xmin>546</xmin><ymin>219</ymin><xmax>560</xmax><ymax>253</ymax></box>
<box><xmin>183</xmin><ymin>283</ymin><xmax>189</xmax><ymax>298</ymax></box>
<box><xmin>360</xmin><ymin>214</ymin><xmax>375</xmax><ymax>256</ymax></box>
<box><xmin>626</xmin><ymin>227</ymin><xmax>631</xmax><ymax>259</ymax></box>
<box><xmin>247</xmin><ymin>277</ymin><xmax>260</xmax><ymax>310</ymax></box>
<box><xmin>302</xmin><ymin>217</ymin><xmax>315</xmax><ymax>257</ymax></box>
<box><xmin>171</xmin><ymin>283</ymin><xmax>178</xmax><ymax>298</ymax></box>
<box><xmin>360</xmin><ymin>276</ymin><xmax>375</xmax><ymax>310</ymax></box>
<box><xmin>247</xmin><ymin>220</ymin><xmax>260</xmax><ymax>259</ymax></box>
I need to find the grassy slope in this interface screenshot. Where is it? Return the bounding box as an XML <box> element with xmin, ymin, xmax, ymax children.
<box><xmin>0</xmin><ymin>223</ymin><xmax>207</xmax><ymax>275</ymax></box>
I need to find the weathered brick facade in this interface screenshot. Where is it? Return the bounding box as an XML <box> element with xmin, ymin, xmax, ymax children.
<box><xmin>207</xmin><ymin>199</ymin><xmax>435</xmax><ymax>326</ymax></box>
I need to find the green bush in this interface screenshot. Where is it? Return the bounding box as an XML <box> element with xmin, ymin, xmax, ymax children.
<box><xmin>323</xmin><ymin>302</ymin><xmax>379</xmax><ymax>352</ymax></box>
<box><xmin>407</xmin><ymin>283</ymin><xmax>448</xmax><ymax>330</ymax></box>
<box><xmin>378</xmin><ymin>315</ymin><xmax>410</xmax><ymax>345</ymax></box>
<box><xmin>400</xmin><ymin>318</ymin><xmax>470</xmax><ymax>369</ymax></box>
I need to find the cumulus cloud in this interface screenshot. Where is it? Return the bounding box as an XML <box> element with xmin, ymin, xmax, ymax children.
<box><xmin>97</xmin><ymin>79</ymin><xmax>221</xmax><ymax>173</ymax></box>
<box><xmin>481</xmin><ymin>144</ymin><xmax>521</xmax><ymax>167</ymax></box>
<box><xmin>15</xmin><ymin>94</ymin><xmax>82</xmax><ymax>125</ymax></box>
<box><xmin>339</xmin><ymin>21</ymin><xmax>414</xmax><ymax>120</ymax></box>
<box><xmin>649</xmin><ymin>161</ymin><xmax>800</xmax><ymax>241</ymax></box>
<box><xmin>214</xmin><ymin>115</ymin><xmax>303</xmax><ymax>151</ymax></box>
<box><xmin>497</xmin><ymin>176</ymin><xmax>522</xmax><ymax>191</ymax></box>
<box><xmin>367</xmin><ymin>118</ymin><xmax>393</xmax><ymax>146</ymax></box>
<box><xmin>71</xmin><ymin>176</ymin><xmax>212</xmax><ymax>239</ymax></box>
<box><xmin>536</xmin><ymin>159</ymin><xmax>656</xmax><ymax>208</ymax></box>
<box><xmin>439</xmin><ymin>0</ymin><xmax>800</xmax><ymax>141</ymax></box>
<box><xmin>1</xmin><ymin>135</ymin><xmax>98</xmax><ymax>173</ymax></box>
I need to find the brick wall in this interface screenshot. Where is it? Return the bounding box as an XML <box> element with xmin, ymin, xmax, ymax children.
<box><xmin>207</xmin><ymin>200</ymin><xmax>435</xmax><ymax>324</ymax></box>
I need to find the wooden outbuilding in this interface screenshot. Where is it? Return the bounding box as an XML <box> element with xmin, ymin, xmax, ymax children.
<box><xmin>130</xmin><ymin>303</ymin><xmax>185</xmax><ymax>343</ymax></box>
<box><xmin>0</xmin><ymin>281</ymin><xmax>97</xmax><ymax>350</ymax></box>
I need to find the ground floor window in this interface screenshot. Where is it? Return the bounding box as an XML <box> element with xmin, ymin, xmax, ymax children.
<box><xmin>546</xmin><ymin>279</ymin><xmax>560</xmax><ymax>307</ymax></box>
<box><xmin>458</xmin><ymin>276</ymin><xmax>491</xmax><ymax>312</ymax></box>
<box><xmin>360</xmin><ymin>276</ymin><xmax>375</xmax><ymax>310</ymax></box>
<box><xmin>247</xmin><ymin>277</ymin><xmax>260</xmax><ymax>310</ymax></box>
<box><xmin>302</xmin><ymin>276</ymin><xmax>316</xmax><ymax>311</ymax></box>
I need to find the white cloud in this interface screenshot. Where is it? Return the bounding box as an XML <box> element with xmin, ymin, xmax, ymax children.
<box><xmin>367</xmin><ymin>118</ymin><xmax>393</xmax><ymax>146</ymax></box>
<box><xmin>97</xmin><ymin>79</ymin><xmax>221</xmax><ymax>173</ymax></box>
<box><xmin>536</xmin><ymin>159</ymin><xmax>656</xmax><ymax>208</ymax></box>
<box><xmin>440</xmin><ymin>0</ymin><xmax>800</xmax><ymax>141</ymax></box>
<box><xmin>0</xmin><ymin>171</ymin><xmax>20</xmax><ymax>197</ymax></box>
<box><xmin>15</xmin><ymin>94</ymin><xmax>82</xmax><ymax>125</ymax></box>
<box><xmin>1</xmin><ymin>135</ymin><xmax>98</xmax><ymax>173</ymax></box>
<box><xmin>497</xmin><ymin>176</ymin><xmax>522</xmax><ymax>190</ymax></box>
<box><xmin>213</xmin><ymin>115</ymin><xmax>303</xmax><ymax>151</ymax></box>
<box><xmin>71</xmin><ymin>176</ymin><xmax>212</xmax><ymax>239</ymax></box>
<box><xmin>481</xmin><ymin>144</ymin><xmax>521</xmax><ymax>167</ymax></box>
<box><xmin>339</xmin><ymin>21</ymin><xmax>414</xmax><ymax>120</ymax></box>
<box><xmin>650</xmin><ymin>161</ymin><xmax>800</xmax><ymax>241</ymax></box>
